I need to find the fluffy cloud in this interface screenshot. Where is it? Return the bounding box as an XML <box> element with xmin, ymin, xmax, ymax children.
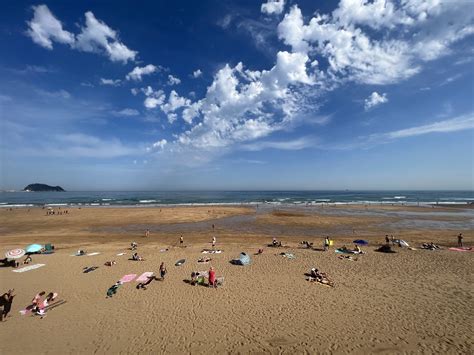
<box><xmin>75</xmin><ymin>12</ymin><xmax>137</xmax><ymax>63</ymax></box>
<box><xmin>261</xmin><ymin>0</ymin><xmax>286</xmax><ymax>15</ymax></box>
<box><xmin>100</xmin><ymin>78</ymin><xmax>121</xmax><ymax>86</ymax></box>
<box><xmin>148</xmin><ymin>139</ymin><xmax>167</xmax><ymax>150</ymax></box>
<box><xmin>126</xmin><ymin>64</ymin><xmax>158</xmax><ymax>81</ymax></box>
<box><xmin>26</xmin><ymin>5</ymin><xmax>136</xmax><ymax>64</ymax></box>
<box><xmin>364</xmin><ymin>92</ymin><xmax>388</xmax><ymax>110</ymax></box>
<box><xmin>192</xmin><ymin>69</ymin><xmax>203</xmax><ymax>78</ymax></box>
<box><xmin>26</xmin><ymin>5</ymin><xmax>75</xmax><ymax>49</ymax></box>
<box><xmin>277</xmin><ymin>1</ymin><xmax>474</xmax><ymax>85</ymax></box>
<box><xmin>140</xmin><ymin>86</ymin><xmax>166</xmax><ymax>109</ymax></box>
<box><xmin>167</xmin><ymin>75</ymin><xmax>181</xmax><ymax>85</ymax></box>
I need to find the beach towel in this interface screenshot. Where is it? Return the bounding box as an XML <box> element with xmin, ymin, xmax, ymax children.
<box><xmin>12</xmin><ymin>264</ymin><xmax>45</xmax><ymax>273</ymax></box>
<box><xmin>335</xmin><ymin>248</ymin><xmax>358</xmax><ymax>254</ymax></box>
<box><xmin>119</xmin><ymin>274</ymin><xmax>137</xmax><ymax>283</ymax></box>
<box><xmin>281</xmin><ymin>253</ymin><xmax>296</xmax><ymax>259</ymax></box>
<box><xmin>449</xmin><ymin>247</ymin><xmax>473</xmax><ymax>252</ymax></box>
<box><xmin>116</xmin><ymin>253</ymin><xmax>126</xmax><ymax>256</ymax></box>
<box><xmin>87</xmin><ymin>252</ymin><xmax>100</xmax><ymax>256</ymax></box>
<box><xmin>136</xmin><ymin>272</ymin><xmax>154</xmax><ymax>282</ymax></box>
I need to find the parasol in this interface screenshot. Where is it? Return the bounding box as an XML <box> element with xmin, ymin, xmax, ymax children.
<box><xmin>5</xmin><ymin>248</ymin><xmax>25</xmax><ymax>259</ymax></box>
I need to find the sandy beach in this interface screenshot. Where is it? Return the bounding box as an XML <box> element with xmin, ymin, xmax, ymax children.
<box><xmin>0</xmin><ymin>205</ymin><xmax>473</xmax><ymax>354</ymax></box>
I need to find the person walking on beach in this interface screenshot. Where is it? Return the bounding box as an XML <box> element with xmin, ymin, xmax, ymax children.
<box><xmin>457</xmin><ymin>233</ymin><xmax>463</xmax><ymax>247</ymax></box>
<box><xmin>324</xmin><ymin>236</ymin><xmax>330</xmax><ymax>251</ymax></box>
<box><xmin>160</xmin><ymin>262</ymin><xmax>167</xmax><ymax>280</ymax></box>
<box><xmin>212</xmin><ymin>236</ymin><xmax>216</xmax><ymax>249</ymax></box>
<box><xmin>0</xmin><ymin>289</ymin><xmax>15</xmax><ymax>321</ymax></box>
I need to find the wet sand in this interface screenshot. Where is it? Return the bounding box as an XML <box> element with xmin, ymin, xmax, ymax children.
<box><xmin>0</xmin><ymin>206</ymin><xmax>473</xmax><ymax>354</ymax></box>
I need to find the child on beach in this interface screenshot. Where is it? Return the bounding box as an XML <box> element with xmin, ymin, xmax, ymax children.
<box><xmin>208</xmin><ymin>266</ymin><xmax>216</xmax><ymax>288</ymax></box>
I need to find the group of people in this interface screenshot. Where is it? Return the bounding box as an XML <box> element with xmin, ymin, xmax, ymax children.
<box><xmin>190</xmin><ymin>266</ymin><xmax>219</xmax><ymax>287</ymax></box>
<box><xmin>30</xmin><ymin>291</ymin><xmax>58</xmax><ymax>317</ymax></box>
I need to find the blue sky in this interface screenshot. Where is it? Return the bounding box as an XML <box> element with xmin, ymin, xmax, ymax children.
<box><xmin>0</xmin><ymin>0</ymin><xmax>473</xmax><ymax>190</ymax></box>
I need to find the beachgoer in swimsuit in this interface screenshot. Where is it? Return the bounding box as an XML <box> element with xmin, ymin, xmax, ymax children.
<box><xmin>160</xmin><ymin>262</ymin><xmax>167</xmax><ymax>280</ymax></box>
<box><xmin>180</xmin><ymin>235</ymin><xmax>184</xmax><ymax>245</ymax></box>
<box><xmin>324</xmin><ymin>237</ymin><xmax>330</xmax><ymax>251</ymax></box>
<box><xmin>458</xmin><ymin>233</ymin><xmax>463</xmax><ymax>247</ymax></box>
<box><xmin>208</xmin><ymin>267</ymin><xmax>216</xmax><ymax>288</ymax></box>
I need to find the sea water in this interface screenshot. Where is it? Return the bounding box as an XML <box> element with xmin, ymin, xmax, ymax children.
<box><xmin>0</xmin><ymin>190</ymin><xmax>473</xmax><ymax>208</ymax></box>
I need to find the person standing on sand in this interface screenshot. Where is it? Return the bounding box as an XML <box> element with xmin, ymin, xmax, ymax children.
<box><xmin>180</xmin><ymin>235</ymin><xmax>184</xmax><ymax>245</ymax></box>
<box><xmin>0</xmin><ymin>289</ymin><xmax>15</xmax><ymax>321</ymax></box>
<box><xmin>160</xmin><ymin>262</ymin><xmax>167</xmax><ymax>280</ymax></box>
<box><xmin>385</xmin><ymin>235</ymin><xmax>390</xmax><ymax>244</ymax></box>
<box><xmin>212</xmin><ymin>236</ymin><xmax>216</xmax><ymax>248</ymax></box>
<box><xmin>145</xmin><ymin>229</ymin><xmax>150</xmax><ymax>238</ymax></box>
<box><xmin>208</xmin><ymin>266</ymin><xmax>216</xmax><ymax>288</ymax></box>
<box><xmin>324</xmin><ymin>236</ymin><xmax>330</xmax><ymax>251</ymax></box>
<box><xmin>457</xmin><ymin>233</ymin><xmax>463</xmax><ymax>247</ymax></box>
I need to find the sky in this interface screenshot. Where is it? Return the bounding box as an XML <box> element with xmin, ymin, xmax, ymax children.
<box><xmin>0</xmin><ymin>0</ymin><xmax>473</xmax><ymax>191</ymax></box>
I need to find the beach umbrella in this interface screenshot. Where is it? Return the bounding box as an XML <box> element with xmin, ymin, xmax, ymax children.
<box><xmin>353</xmin><ymin>239</ymin><xmax>369</xmax><ymax>245</ymax></box>
<box><xmin>25</xmin><ymin>244</ymin><xmax>43</xmax><ymax>253</ymax></box>
<box><xmin>5</xmin><ymin>248</ymin><xmax>25</xmax><ymax>259</ymax></box>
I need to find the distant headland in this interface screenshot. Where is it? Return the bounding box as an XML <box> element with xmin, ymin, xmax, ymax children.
<box><xmin>23</xmin><ymin>183</ymin><xmax>65</xmax><ymax>192</ymax></box>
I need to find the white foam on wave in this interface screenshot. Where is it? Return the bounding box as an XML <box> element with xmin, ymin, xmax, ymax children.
<box><xmin>101</xmin><ymin>198</ymin><xmax>113</xmax><ymax>201</ymax></box>
<box><xmin>45</xmin><ymin>203</ymin><xmax>68</xmax><ymax>206</ymax></box>
<box><xmin>139</xmin><ymin>200</ymin><xmax>157</xmax><ymax>203</ymax></box>
<box><xmin>0</xmin><ymin>204</ymin><xmax>34</xmax><ymax>208</ymax></box>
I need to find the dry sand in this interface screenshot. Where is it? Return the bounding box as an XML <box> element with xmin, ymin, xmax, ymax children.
<box><xmin>0</xmin><ymin>206</ymin><xmax>473</xmax><ymax>354</ymax></box>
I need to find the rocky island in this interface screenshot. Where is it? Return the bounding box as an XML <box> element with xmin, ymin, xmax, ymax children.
<box><xmin>23</xmin><ymin>183</ymin><xmax>65</xmax><ymax>192</ymax></box>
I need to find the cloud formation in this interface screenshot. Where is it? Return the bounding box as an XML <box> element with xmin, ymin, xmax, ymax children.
<box><xmin>100</xmin><ymin>78</ymin><xmax>121</xmax><ymax>86</ymax></box>
<box><xmin>126</xmin><ymin>64</ymin><xmax>158</xmax><ymax>81</ymax></box>
<box><xmin>167</xmin><ymin>75</ymin><xmax>181</xmax><ymax>85</ymax></box>
<box><xmin>26</xmin><ymin>4</ymin><xmax>137</xmax><ymax>63</ymax></box>
<box><xmin>364</xmin><ymin>92</ymin><xmax>388</xmax><ymax>110</ymax></box>
<box><xmin>261</xmin><ymin>0</ymin><xmax>286</xmax><ymax>15</ymax></box>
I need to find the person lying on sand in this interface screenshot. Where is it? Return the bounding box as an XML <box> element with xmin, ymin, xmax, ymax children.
<box><xmin>0</xmin><ymin>258</ymin><xmax>19</xmax><ymax>268</ymax></box>
<box><xmin>106</xmin><ymin>281</ymin><xmax>122</xmax><ymax>298</ymax></box>
<box><xmin>34</xmin><ymin>292</ymin><xmax>58</xmax><ymax>317</ymax></box>
<box><xmin>77</xmin><ymin>250</ymin><xmax>86</xmax><ymax>256</ymax></box>
<box><xmin>308</xmin><ymin>268</ymin><xmax>334</xmax><ymax>285</ymax></box>
<box><xmin>198</xmin><ymin>257</ymin><xmax>212</xmax><ymax>263</ymax></box>
<box><xmin>104</xmin><ymin>260</ymin><xmax>117</xmax><ymax>266</ymax></box>
<box><xmin>137</xmin><ymin>276</ymin><xmax>157</xmax><ymax>290</ymax></box>
<box><xmin>131</xmin><ymin>252</ymin><xmax>145</xmax><ymax>261</ymax></box>
<box><xmin>421</xmin><ymin>242</ymin><xmax>440</xmax><ymax>250</ymax></box>
<box><xmin>353</xmin><ymin>245</ymin><xmax>362</xmax><ymax>253</ymax></box>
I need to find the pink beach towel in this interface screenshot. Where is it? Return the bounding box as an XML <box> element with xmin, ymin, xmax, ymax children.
<box><xmin>449</xmin><ymin>247</ymin><xmax>473</xmax><ymax>252</ymax></box>
<box><xmin>119</xmin><ymin>274</ymin><xmax>137</xmax><ymax>283</ymax></box>
<box><xmin>136</xmin><ymin>272</ymin><xmax>154</xmax><ymax>282</ymax></box>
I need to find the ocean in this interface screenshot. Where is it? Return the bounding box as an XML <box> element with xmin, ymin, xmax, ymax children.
<box><xmin>0</xmin><ymin>190</ymin><xmax>473</xmax><ymax>208</ymax></box>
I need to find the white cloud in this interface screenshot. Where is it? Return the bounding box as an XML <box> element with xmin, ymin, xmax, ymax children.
<box><xmin>36</xmin><ymin>89</ymin><xmax>71</xmax><ymax>99</ymax></box>
<box><xmin>364</xmin><ymin>92</ymin><xmax>388</xmax><ymax>110</ymax></box>
<box><xmin>242</xmin><ymin>137</ymin><xmax>314</xmax><ymax>151</ymax></box>
<box><xmin>26</xmin><ymin>5</ymin><xmax>137</xmax><ymax>64</ymax></box>
<box><xmin>100</xmin><ymin>78</ymin><xmax>121</xmax><ymax>86</ymax></box>
<box><xmin>75</xmin><ymin>11</ymin><xmax>137</xmax><ymax>63</ymax></box>
<box><xmin>126</xmin><ymin>64</ymin><xmax>158</xmax><ymax>81</ymax></box>
<box><xmin>113</xmin><ymin>108</ymin><xmax>139</xmax><ymax>116</ymax></box>
<box><xmin>383</xmin><ymin>113</ymin><xmax>474</xmax><ymax>139</ymax></box>
<box><xmin>192</xmin><ymin>69</ymin><xmax>203</xmax><ymax>78</ymax></box>
<box><xmin>140</xmin><ymin>86</ymin><xmax>166</xmax><ymax>109</ymax></box>
<box><xmin>26</xmin><ymin>5</ymin><xmax>75</xmax><ymax>49</ymax></box>
<box><xmin>167</xmin><ymin>74</ymin><xmax>181</xmax><ymax>85</ymax></box>
<box><xmin>261</xmin><ymin>0</ymin><xmax>286</xmax><ymax>15</ymax></box>
<box><xmin>277</xmin><ymin>2</ymin><xmax>474</xmax><ymax>85</ymax></box>
<box><xmin>148</xmin><ymin>139</ymin><xmax>167</xmax><ymax>150</ymax></box>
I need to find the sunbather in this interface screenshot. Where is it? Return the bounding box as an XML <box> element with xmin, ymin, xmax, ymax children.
<box><xmin>104</xmin><ymin>260</ymin><xmax>117</xmax><ymax>266</ymax></box>
<box><xmin>106</xmin><ymin>281</ymin><xmax>122</xmax><ymax>298</ymax></box>
<box><xmin>198</xmin><ymin>257</ymin><xmax>211</xmax><ymax>263</ymax></box>
<box><xmin>353</xmin><ymin>245</ymin><xmax>362</xmax><ymax>253</ymax></box>
<box><xmin>137</xmin><ymin>275</ymin><xmax>157</xmax><ymax>290</ymax></box>
<box><xmin>132</xmin><ymin>252</ymin><xmax>144</xmax><ymax>261</ymax></box>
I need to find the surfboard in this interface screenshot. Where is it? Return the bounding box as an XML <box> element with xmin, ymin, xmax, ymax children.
<box><xmin>175</xmin><ymin>259</ymin><xmax>186</xmax><ymax>266</ymax></box>
<box><xmin>13</xmin><ymin>264</ymin><xmax>45</xmax><ymax>273</ymax></box>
